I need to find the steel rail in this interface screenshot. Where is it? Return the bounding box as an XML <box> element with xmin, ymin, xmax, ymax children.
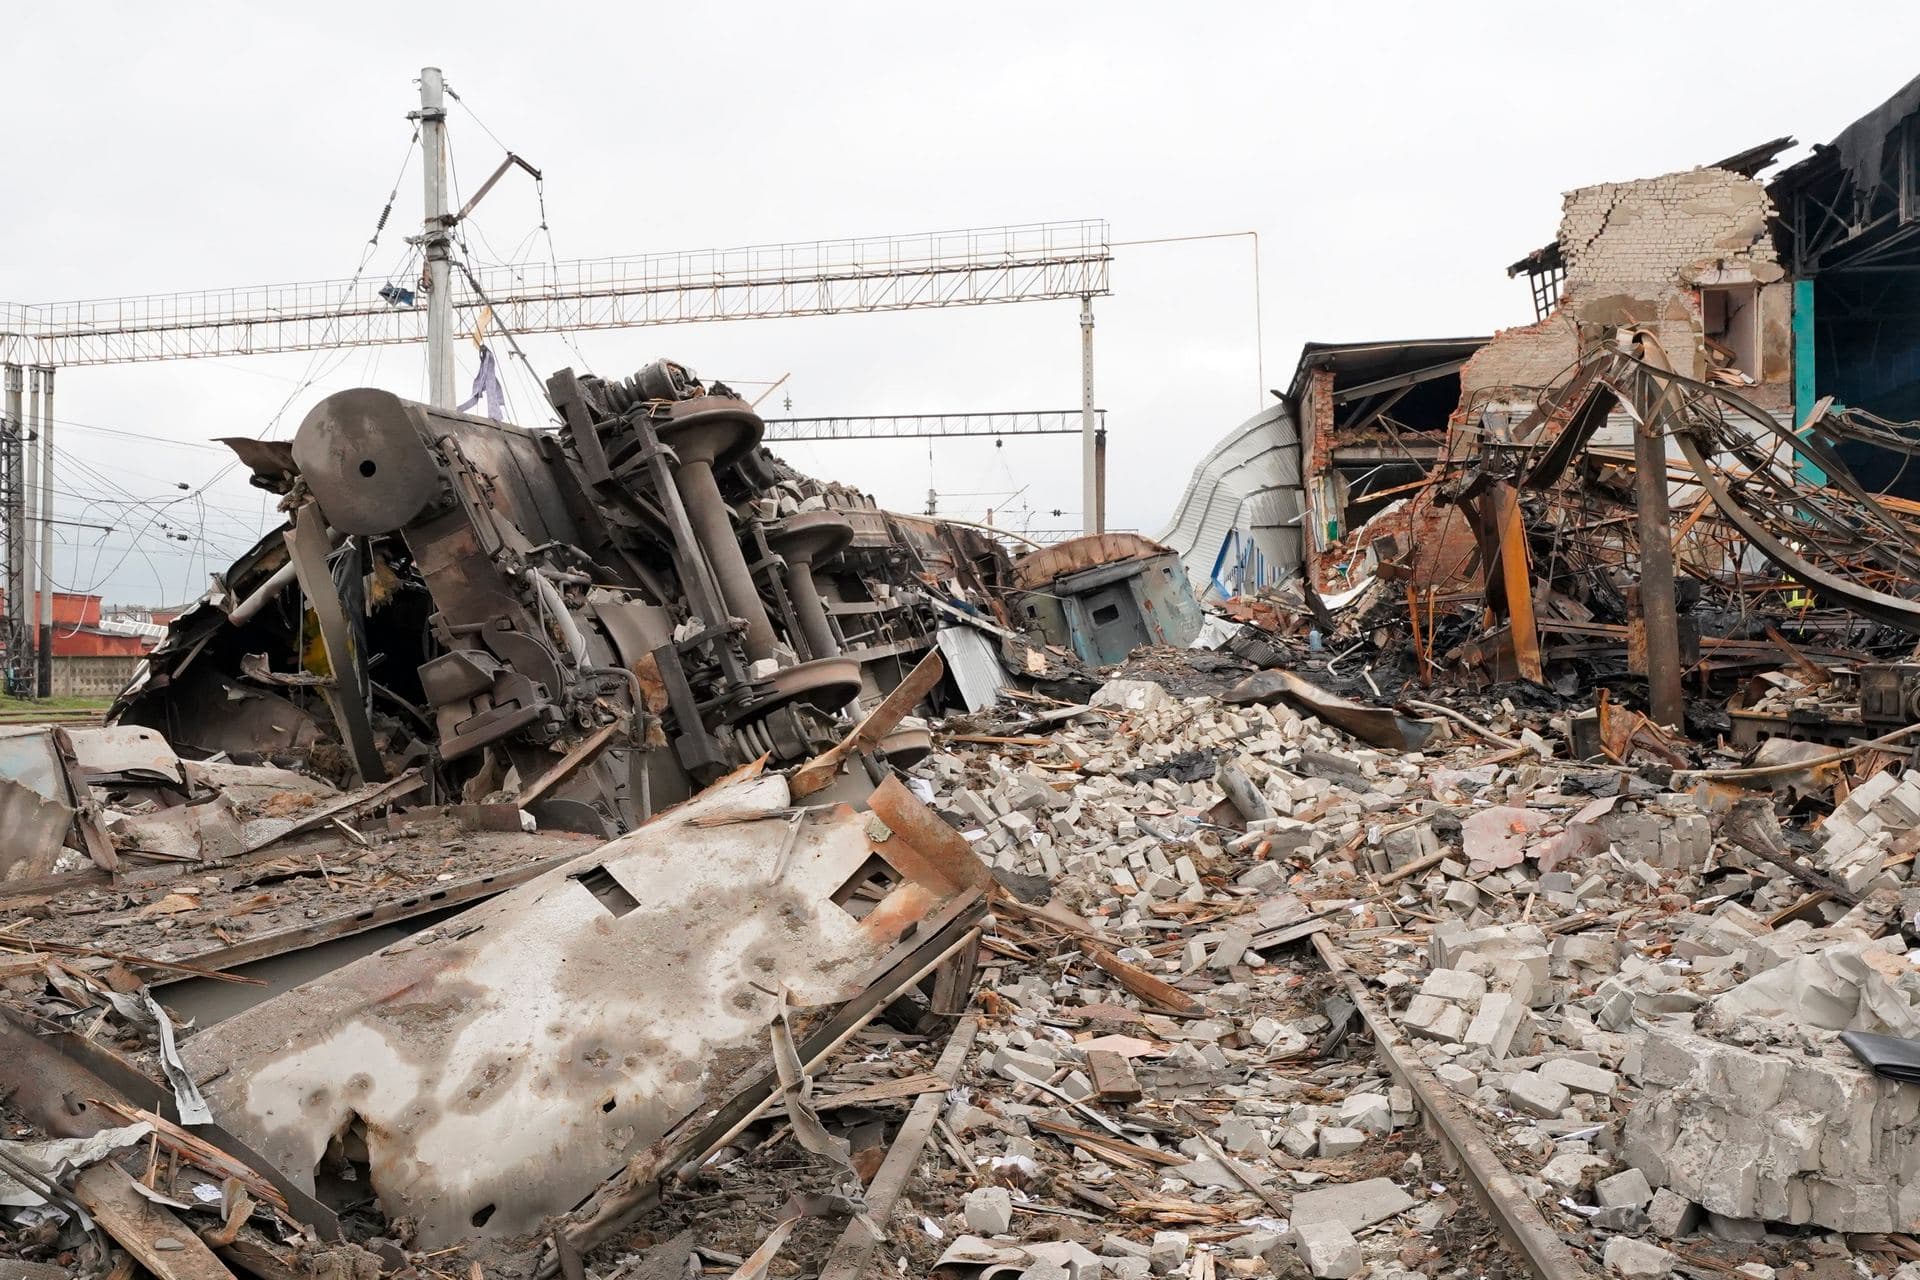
<box><xmin>1311</xmin><ymin>930</ymin><xmax>1599</xmax><ymax>1279</ymax></box>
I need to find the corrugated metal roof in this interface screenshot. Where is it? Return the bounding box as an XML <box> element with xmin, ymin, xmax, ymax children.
<box><xmin>1154</xmin><ymin>402</ymin><xmax>1303</xmax><ymax>598</ymax></box>
<box><xmin>935</xmin><ymin>626</ymin><xmax>1006</xmax><ymax>712</ymax></box>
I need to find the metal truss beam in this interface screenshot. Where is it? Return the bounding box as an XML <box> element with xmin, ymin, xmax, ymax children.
<box><xmin>761</xmin><ymin>409</ymin><xmax>1101</xmax><ymax>442</ymax></box>
<box><xmin>0</xmin><ymin>222</ymin><xmax>1111</xmax><ymax>368</ymax></box>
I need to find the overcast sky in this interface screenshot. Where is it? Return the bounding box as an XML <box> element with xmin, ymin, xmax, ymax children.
<box><xmin>4</xmin><ymin>2</ymin><xmax>1917</xmax><ymax>605</ymax></box>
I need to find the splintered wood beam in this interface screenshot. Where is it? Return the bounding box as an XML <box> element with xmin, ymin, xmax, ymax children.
<box><xmin>71</xmin><ymin>1164</ymin><xmax>238</xmax><ymax>1280</ymax></box>
<box><xmin>815</xmin><ymin>1016</ymin><xmax>981</xmax><ymax>1280</ymax></box>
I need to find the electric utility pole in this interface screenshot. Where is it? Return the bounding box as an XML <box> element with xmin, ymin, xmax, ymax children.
<box><xmin>418</xmin><ymin>67</ymin><xmax>454</xmax><ymax>409</ymax></box>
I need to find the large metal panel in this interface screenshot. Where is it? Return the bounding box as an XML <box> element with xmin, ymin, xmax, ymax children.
<box><xmin>935</xmin><ymin>626</ymin><xmax>1006</xmax><ymax>712</ymax></box>
<box><xmin>1155</xmin><ymin>401</ymin><xmax>1304</xmax><ymax>597</ymax></box>
<box><xmin>181</xmin><ymin>770</ymin><xmax>988</xmax><ymax>1248</ymax></box>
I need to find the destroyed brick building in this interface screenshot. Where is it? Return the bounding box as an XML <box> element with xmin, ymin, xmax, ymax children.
<box><xmin>16</xmin><ymin>64</ymin><xmax>1920</xmax><ymax>1280</ymax></box>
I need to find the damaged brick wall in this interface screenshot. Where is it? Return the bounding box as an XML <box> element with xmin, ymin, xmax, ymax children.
<box><xmin>1382</xmin><ymin>164</ymin><xmax>1793</xmax><ymax>596</ymax></box>
<box><xmin>1558</xmin><ymin>167</ymin><xmax>1791</xmax><ymax>404</ymax></box>
<box><xmin>1300</xmin><ymin>368</ymin><xmax>1340</xmax><ymax>585</ymax></box>
<box><xmin>1306</xmin><ymin>162</ymin><xmax>1796</xmax><ymax>594</ymax></box>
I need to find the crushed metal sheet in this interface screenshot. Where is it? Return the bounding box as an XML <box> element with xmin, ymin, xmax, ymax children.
<box><xmin>145</xmin><ymin>993</ymin><xmax>212</xmax><ymax>1125</ymax></box>
<box><xmin>0</xmin><ymin>1123</ymin><xmax>154</xmax><ymax>1208</ymax></box>
<box><xmin>180</xmin><ymin>767</ymin><xmax>989</xmax><ymax>1247</ymax></box>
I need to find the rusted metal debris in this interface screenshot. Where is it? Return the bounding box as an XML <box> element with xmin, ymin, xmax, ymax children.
<box><xmin>1233</xmin><ymin>332</ymin><xmax>1920</xmax><ymax>761</ymax></box>
<box><xmin>0</xmin><ymin>353</ymin><xmax>1217</xmax><ymax>1279</ymax></box>
<box><xmin>103</xmin><ymin>358</ymin><xmax>1133</xmax><ymax>837</ymax></box>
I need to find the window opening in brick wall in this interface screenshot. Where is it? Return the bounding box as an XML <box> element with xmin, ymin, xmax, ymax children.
<box><xmin>1702</xmin><ymin>285</ymin><xmax>1761</xmax><ymax>383</ymax></box>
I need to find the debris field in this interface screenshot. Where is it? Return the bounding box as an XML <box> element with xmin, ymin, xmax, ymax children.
<box><xmin>14</xmin><ymin>65</ymin><xmax>1920</xmax><ymax>1280</ymax></box>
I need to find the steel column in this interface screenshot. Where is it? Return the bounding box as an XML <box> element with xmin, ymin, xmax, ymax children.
<box><xmin>1486</xmin><ymin>481</ymin><xmax>1543</xmax><ymax>684</ymax></box>
<box><xmin>1630</xmin><ymin>367</ymin><xmax>1687</xmax><ymax>728</ymax></box>
<box><xmin>35</xmin><ymin>368</ymin><xmax>53</xmax><ymax>697</ymax></box>
<box><xmin>1094</xmin><ymin>425</ymin><xmax>1108</xmax><ymax>536</ymax></box>
<box><xmin>419</xmin><ymin>67</ymin><xmax>455</xmax><ymax>410</ymax></box>
<box><xmin>19</xmin><ymin>370</ymin><xmax>36</xmax><ymax>692</ymax></box>
<box><xmin>1080</xmin><ymin>295</ymin><xmax>1097</xmax><ymax>535</ymax></box>
<box><xmin>1</xmin><ymin>367</ymin><xmax>20</xmax><ymax>691</ymax></box>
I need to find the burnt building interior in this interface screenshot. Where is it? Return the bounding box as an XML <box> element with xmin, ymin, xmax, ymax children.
<box><xmin>1774</xmin><ymin>75</ymin><xmax>1920</xmax><ymax>496</ymax></box>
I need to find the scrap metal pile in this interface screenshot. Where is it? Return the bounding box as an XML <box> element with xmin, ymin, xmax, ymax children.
<box><xmin>94</xmin><ymin>357</ymin><xmax>1085</xmax><ymax>848</ymax></box>
<box><xmin>0</xmin><ymin>356</ymin><xmax>1206</xmax><ymax>1280</ymax></box>
<box><xmin>1284</xmin><ymin>337</ymin><xmax>1920</xmax><ymax>753</ymax></box>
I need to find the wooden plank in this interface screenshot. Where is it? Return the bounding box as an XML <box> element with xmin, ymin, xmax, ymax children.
<box><xmin>1173</xmin><ymin>1104</ymin><xmax>1288</xmax><ymax>1218</ymax></box>
<box><xmin>816</xmin><ymin>1016</ymin><xmax>980</xmax><ymax>1280</ymax></box>
<box><xmin>87</xmin><ymin>1101</ymin><xmax>291</xmax><ymax>1216</ymax></box>
<box><xmin>1077</xmin><ymin>939</ymin><xmax>1199</xmax><ymax>1015</ymax></box>
<box><xmin>1763</xmin><ymin>624</ymin><xmax>1833</xmax><ymax>686</ymax></box>
<box><xmin>517</xmin><ymin>722</ymin><xmax>625</xmax><ymax>809</ymax></box>
<box><xmin>71</xmin><ymin>1163</ymin><xmax>238</xmax><ymax>1280</ymax></box>
<box><xmin>1376</xmin><ymin>849</ymin><xmax>1448</xmax><ymax>887</ymax></box>
<box><xmin>762</xmin><ymin>1072</ymin><xmax>946</xmax><ymax>1116</ymax></box>
<box><xmin>1029</xmin><ymin>1115</ymin><xmax>1187</xmax><ymax>1166</ymax></box>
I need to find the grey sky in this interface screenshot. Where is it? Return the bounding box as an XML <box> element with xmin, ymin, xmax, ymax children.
<box><xmin>4</xmin><ymin>2</ymin><xmax>1917</xmax><ymax>604</ymax></box>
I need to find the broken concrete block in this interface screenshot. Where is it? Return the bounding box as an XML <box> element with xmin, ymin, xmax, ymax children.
<box><xmin>1214</xmin><ymin>1115</ymin><xmax>1266</xmax><ymax>1157</ymax></box>
<box><xmin>1148</xmin><ymin>1231</ymin><xmax>1189</xmax><ymax>1275</ymax></box>
<box><xmin>1434</xmin><ymin>1063</ymin><xmax>1479</xmax><ymax>1095</ymax></box>
<box><xmin>1504</xmin><ymin>1071</ymin><xmax>1571</xmax><ymax>1118</ymax></box>
<box><xmin>1338</xmin><ymin>1093</ymin><xmax>1392</xmax><ymax>1135</ymax></box>
<box><xmin>1646</xmin><ymin>1187</ymin><xmax>1702</xmax><ymax>1238</ymax></box>
<box><xmin>1705</xmin><ymin>1212</ymin><xmax>1765</xmax><ymax>1243</ymax></box>
<box><xmin>1024</xmin><ymin>1242</ymin><xmax>1101</xmax><ymax>1280</ymax></box>
<box><xmin>1278</xmin><ymin>1124</ymin><xmax>1319</xmax><ymax>1158</ymax></box>
<box><xmin>1418</xmin><ymin>968</ymin><xmax>1487</xmax><ymax>1004</ymax></box>
<box><xmin>1539</xmin><ymin>1056</ymin><xmax>1619</xmax><ymax>1096</ymax></box>
<box><xmin>1624</xmin><ymin>1026</ymin><xmax>1920</xmax><ymax>1232</ymax></box>
<box><xmin>1091</xmin><ymin>679</ymin><xmax>1173</xmax><ymax>712</ymax></box>
<box><xmin>1602</xmin><ymin>1237</ymin><xmax>1675</xmax><ymax>1280</ymax></box>
<box><xmin>1317</xmin><ymin>1126</ymin><xmax>1367</xmax><ymax>1157</ymax></box>
<box><xmin>1592</xmin><ymin>977</ymin><xmax>1637</xmax><ymax>1031</ymax></box>
<box><xmin>1596</xmin><ymin>1167</ymin><xmax>1653</xmax><ymax>1209</ymax></box>
<box><xmin>1402</xmin><ymin>994</ymin><xmax>1467</xmax><ymax>1043</ymax></box>
<box><xmin>1208</xmin><ymin>927</ymin><xmax>1253</xmax><ymax>969</ymax></box>
<box><xmin>1539</xmin><ymin>1152</ymin><xmax>1609</xmax><ymax>1194</ymax></box>
<box><xmin>1232</xmin><ymin>1231</ymin><xmax>1284</xmax><ymax>1259</ymax></box>
<box><xmin>1293</xmin><ymin>1221</ymin><xmax>1361</xmax><ymax>1279</ymax></box>
<box><xmin>964</xmin><ymin>1185</ymin><xmax>1013</xmax><ymax>1234</ymax></box>
<box><xmin>1464</xmin><ymin>991</ymin><xmax>1526</xmax><ymax>1059</ymax></box>
<box><xmin>1591</xmin><ymin>1205</ymin><xmax>1649</xmax><ymax>1233</ymax></box>
<box><xmin>992</xmin><ymin>1046</ymin><xmax>1055</xmax><ymax>1083</ymax></box>
<box><xmin>1290</xmin><ymin>1178</ymin><xmax>1416</xmax><ymax>1232</ymax></box>
<box><xmin>1238</xmin><ymin>860</ymin><xmax>1287</xmax><ymax>891</ymax></box>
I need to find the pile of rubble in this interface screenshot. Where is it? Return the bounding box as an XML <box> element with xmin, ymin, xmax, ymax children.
<box><xmin>873</xmin><ymin>663</ymin><xmax>1920</xmax><ymax>1279</ymax></box>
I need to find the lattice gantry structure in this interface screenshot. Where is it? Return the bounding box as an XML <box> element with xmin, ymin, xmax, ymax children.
<box><xmin>0</xmin><ymin>220</ymin><xmax>1112</xmax><ymax>691</ymax></box>
<box><xmin>0</xmin><ymin>221</ymin><xmax>1111</xmax><ymax>367</ymax></box>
